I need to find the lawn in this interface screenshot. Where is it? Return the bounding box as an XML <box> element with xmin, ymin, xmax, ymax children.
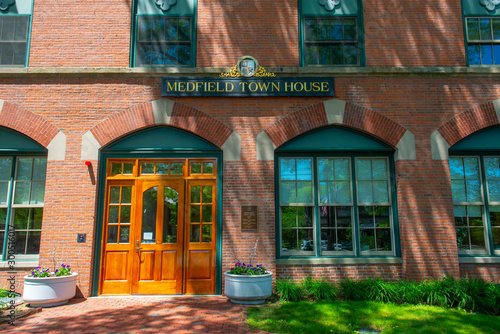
<box><xmin>246</xmin><ymin>300</ymin><xmax>500</xmax><ymax>334</ymax></box>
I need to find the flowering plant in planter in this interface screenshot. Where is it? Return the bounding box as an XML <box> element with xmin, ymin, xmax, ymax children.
<box><xmin>23</xmin><ymin>263</ymin><xmax>78</xmax><ymax>307</ymax></box>
<box><xmin>228</xmin><ymin>262</ymin><xmax>268</xmax><ymax>275</ymax></box>
<box><xmin>29</xmin><ymin>264</ymin><xmax>72</xmax><ymax>278</ymax></box>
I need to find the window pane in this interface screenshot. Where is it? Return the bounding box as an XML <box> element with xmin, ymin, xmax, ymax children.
<box><xmin>120</xmin><ymin>206</ymin><xmax>131</xmax><ymax>224</ymax></box>
<box><xmin>163</xmin><ymin>186</ymin><xmax>178</xmax><ymax>243</ymax></box>
<box><xmin>494</xmin><ymin>45</ymin><xmax>500</xmax><ymax>65</ymax></box>
<box><xmin>358</xmin><ymin>181</ymin><xmax>373</xmax><ymax>203</ymax></box>
<box><xmin>137</xmin><ymin>43</ymin><xmax>151</xmax><ymax>65</ymax></box>
<box><xmin>121</xmin><ymin>186</ymin><xmax>132</xmax><ymax>204</ymax></box>
<box><xmin>16</xmin><ymin>158</ymin><xmax>32</xmax><ymax>180</ymax></box>
<box><xmin>492</xmin><ymin>227</ymin><xmax>500</xmax><ymax>250</ymax></box>
<box><xmin>372</xmin><ymin>159</ymin><xmax>387</xmax><ymax>180</ymax></box>
<box><xmin>156</xmin><ymin>163</ymin><xmax>169</xmax><ymax>174</ymax></box>
<box><xmin>32</xmin><ymin>158</ymin><xmax>47</xmax><ymax>181</ymax></box>
<box><xmin>466</xmin><ymin>180</ymin><xmax>482</xmax><ymax>202</ymax></box>
<box><xmin>14</xmin><ymin>181</ymin><xmax>30</xmax><ymax>204</ymax></box>
<box><xmin>304</xmin><ymin>19</ymin><xmax>316</xmax><ymax>41</ymax></box>
<box><xmin>178</xmin><ymin>19</ymin><xmax>191</xmax><ymax>41</ymax></box>
<box><xmin>108</xmin><ymin>206</ymin><xmax>119</xmax><ymax>224</ymax></box>
<box><xmin>203</xmin><ymin>163</ymin><xmax>213</xmax><ymax>174</ymax></box>
<box><xmin>191</xmin><ymin>162</ymin><xmax>201</xmax><ymax>174</ymax></box>
<box><xmin>107</xmin><ymin>225</ymin><xmax>118</xmax><ymax>244</ymax></box>
<box><xmin>305</xmin><ymin>45</ymin><xmax>318</xmax><ymax>65</ymax></box>
<box><xmin>141</xmin><ymin>187</ymin><xmax>158</xmax><ymax>243</ymax></box>
<box><xmin>488</xmin><ymin>180</ymin><xmax>500</xmax><ymax>202</ymax></box>
<box><xmin>359</xmin><ymin>206</ymin><xmax>374</xmax><ymax>228</ymax></box>
<box><xmin>376</xmin><ymin>229</ymin><xmax>392</xmax><ymax>251</ymax></box>
<box><xmin>281</xmin><ymin>159</ymin><xmax>295</xmax><ymax>180</ymax></box>
<box><xmin>470</xmin><ymin>228</ymin><xmax>486</xmax><ymax>250</ymax></box>
<box><xmin>299</xmin><ymin>229</ymin><xmax>314</xmax><ymax>252</ymax></box>
<box><xmin>109</xmin><ymin>187</ymin><xmax>120</xmax><ymax>204</ymax></box>
<box><xmin>456</xmin><ymin>227</ymin><xmax>469</xmax><ymax>250</ymax></box>
<box><xmin>190</xmin><ymin>205</ymin><xmax>200</xmax><ymax>223</ymax></box>
<box><xmin>281</xmin><ymin>181</ymin><xmax>296</xmax><ymax>204</ymax></box>
<box><xmin>485</xmin><ymin>157</ymin><xmax>500</xmax><ymax>179</ymax></box>
<box><xmin>297</xmin><ymin>206</ymin><xmax>313</xmax><ymax>227</ymax></box>
<box><xmin>0</xmin><ymin>181</ymin><xmax>8</xmax><ymax>205</ymax></box>
<box><xmin>468</xmin><ymin>205</ymin><xmax>483</xmax><ymax>226</ymax></box>
<box><xmin>490</xmin><ymin>206</ymin><xmax>500</xmax><ymax>226</ymax></box>
<box><xmin>373</xmin><ymin>181</ymin><xmax>389</xmax><ymax>203</ymax></box>
<box><xmin>0</xmin><ymin>157</ymin><xmax>12</xmax><ymax>180</ymax></box>
<box><xmin>493</xmin><ymin>19</ymin><xmax>500</xmax><ymax>39</ymax></box>
<box><xmin>202</xmin><ymin>205</ymin><xmax>212</xmax><ymax>223</ymax></box>
<box><xmin>480</xmin><ymin>18</ymin><xmax>492</xmax><ymax>40</ymax></box>
<box><xmin>375</xmin><ymin>206</ymin><xmax>390</xmax><ymax>227</ymax></box>
<box><xmin>141</xmin><ymin>163</ymin><xmax>154</xmax><ymax>174</ymax></box>
<box><xmin>282</xmin><ymin>228</ymin><xmax>297</xmax><ymax>252</ymax></box>
<box><xmin>170</xmin><ymin>163</ymin><xmax>183</xmax><ymax>175</ymax></box>
<box><xmin>111</xmin><ymin>163</ymin><xmax>122</xmax><ymax>175</ymax></box>
<box><xmin>202</xmin><ymin>186</ymin><xmax>212</xmax><ymax>203</ymax></box>
<box><xmin>27</xmin><ymin>232</ymin><xmax>41</xmax><ymax>254</ymax></box>
<box><xmin>0</xmin><ymin>208</ymin><xmax>7</xmax><ymax>231</ymax></box>
<box><xmin>344</xmin><ymin>44</ymin><xmax>358</xmax><ymax>65</ymax></box>
<box><xmin>190</xmin><ymin>224</ymin><xmax>200</xmax><ymax>242</ymax></box>
<box><xmin>31</xmin><ymin>207</ymin><xmax>43</xmax><ymax>229</ymax></box>
<box><xmin>202</xmin><ymin>225</ymin><xmax>211</xmax><ymax>243</ymax></box>
<box><xmin>119</xmin><ymin>226</ymin><xmax>130</xmax><ymax>243</ymax></box>
<box><xmin>1</xmin><ymin>17</ymin><xmax>15</xmax><ymax>39</ymax></box>
<box><xmin>344</xmin><ymin>19</ymin><xmax>356</xmax><ymax>40</ymax></box>
<box><xmin>138</xmin><ymin>17</ymin><xmax>152</xmax><ymax>41</ymax></box>
<box><xmin>454</xmin><ymin>205</ymin><xmax>467</xmax><ymax>226</ymax></box>
<box><xmin>13</xmin><ymin>208</ymin><xmax>28</xmax><ymax>229</ymax></box>
<box><xmin>336</xmin><ymin>181</ymin><xmax>351</xmax><ymax>203</ymax></box>
<box><xmin>335</xmin><ymin>158</ymin><xmax>350</xmax><ymax>180</ymax></box>
<box><xmin>123</xmin><ymin>163</ymin><xmax>134</xmax><ymax>175</ymax></box>
<box><xmin>360</xmin><ymin>229</ymin><xmax>375</xmax><ymax>251</ymax></box>
<box><xmin>468</xmin><ymin>45</ymin><xmax>481</xmax><ymax>65</ymax></box>
<box><xmin>318</xmin><ymin>45</ymin><xmax>331</xmax><ymax>65</ymax></box>
<box><xmin>467</xmin><ymin>18</ymin><xmax>480</xmax><ymax>40</ymax></box>
<box><xmin>30</xmin><ymin>181</ymin><xmax>45</xmax><ymax>204</ymax></box>
<box><xmin>319</xmin><ymin>181</ymin><xmax>334</xmax><ymax>203</ymax></box>
<box><xmin>191</xmin><ymin>186</ymin><xmax>200</xmax><ymax>203</ymax></box>
<box><xmin>178</xmin><ymin>44</ymin><xmax>190</xmax><ymax>65</ymax></box>
<box><xmin>451</xmin><ymin>180</ymin><xmax>466</xmax><ymax>202</ymax></box>
<box><xmin>356</xmin><ymin>158</ymin><xmax>372</xmax><ymax>180</ymax></box>
<box><xmin>281</xmin><ymin>206</ymin><xmax>297</xmax><ymax>228</ymax></box>
<box><xmin>481</xmin><ymin>44</ymin><xmax>493</xmax><ymax>65</ymax></box>
<box><xmin>14</xmin><ymin>231</ymin><xmax>26</xmax><ymax>254</ymax></box>
<box><xmin>297</xmin><ymin>159</ymin><xmax>312</xmax><ymax>180</ymax></box>
<box><xmin>297</xmin><ymin>181</ymin><xmax>312</xmax><ymax>203</ymax></box>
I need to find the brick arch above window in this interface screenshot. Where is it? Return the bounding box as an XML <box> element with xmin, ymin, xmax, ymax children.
<box><xmin>431</xmin><ymin>99</ymin><xmax>500</xmax><ymax>160</ymax></box>
<box><xmin>260</xmin><ymin>98</ymin><xmax>414</xmax><ymax>161</ymax></box>
<box><xmin>83</xmin><ymin>99</ymin><xmax>238</xmax><ymax>161</ymax></box>
<box><xmin>0</xmin><ymin>100</ymin><xmax>65</xmax><ymax>161</ymax></box>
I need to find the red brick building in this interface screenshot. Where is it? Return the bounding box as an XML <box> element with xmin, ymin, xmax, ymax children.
<box><xmin>0</xmin><ymin>0</ymin><xmax>499</xmax><ymax>297</ymax></box>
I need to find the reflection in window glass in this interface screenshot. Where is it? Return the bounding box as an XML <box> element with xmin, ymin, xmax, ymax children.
<box><xmin>466</xmin><ymin>17</ymin><xmax>500</xmax><ymax>65</ymax></box>
<box><xmin>304</xmin><ymin>17</ymin><xmax>359</xmax><ymax>66</ymax></box>
<box><xmin>0</xmin><ymin>16</ymin><xmax>29</xmax><ymax>66</ymax></box>
<box><xmin>136</xmin><ymin>17</ymin><xmax>192</xmax><ymax>66</ymax></box>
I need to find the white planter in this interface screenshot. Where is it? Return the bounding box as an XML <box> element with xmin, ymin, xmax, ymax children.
<box><xmin>23</xmin><ymin>273</ymin><xmax>78</xmax><ymax>307</ymax></box>
<box><xmin>224</xmin><ymin>271</ymin><xmax>273</xmax><ymax>305</ymax></box>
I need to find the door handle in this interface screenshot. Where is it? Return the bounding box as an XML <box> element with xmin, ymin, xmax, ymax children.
<box><xmin>135</xmin><ymin>240</ymin><xmax>142</xmax><ymax>253</ymax></box>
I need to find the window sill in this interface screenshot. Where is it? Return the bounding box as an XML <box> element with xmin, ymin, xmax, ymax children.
<box><xmin>458</xmin><ymin>257</ymin><xmax>500</xmax><ymax>264</ymax></box>
<box><xmin>276</xmin><ymin>257</ymin><xmax>402</xmax><ymax>266</ymax></box>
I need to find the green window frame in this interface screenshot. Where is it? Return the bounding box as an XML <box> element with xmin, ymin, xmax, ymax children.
<box><xmin>449</xmin><ymin>155</ymin><xmax>500</xmax><ymax>255</ymax></box>
<box><xmin>131</xmin><ymin>0</ymin><xmax>197</xmax><ymax>67</ymax></box>
<box><xmin>299</xmin><ymin>0</ymin><xmax>364</xmax><ymax>67</ymax></box>
<box><xmin>278</xmin><ymin>154</ymin><xmax>396</xmax><ymax>258</ymax></box>
<box><xmin>1</xmin><ymin>156</ymin><xmax>47</xmax><ymax>259</ymax></box>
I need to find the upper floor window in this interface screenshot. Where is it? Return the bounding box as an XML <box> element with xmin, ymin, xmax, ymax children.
<box><xmin>300</xmin><ymin>0</ymin><xmax>363</xmax><ymax>67</ymax></box>
<box><xmin>0</xmin><ymin>0</ymin><xmax>32</xmax><ymax>67</ymax></box>
<box><xmin>466</xmin><ymin>17</ymin><xmax>500</xmax><ymax>65</ymax></box>
<box><xmin>132</xmin><ymin>0</ymin><xmax>196</xmax><ymax>67</ymax></box>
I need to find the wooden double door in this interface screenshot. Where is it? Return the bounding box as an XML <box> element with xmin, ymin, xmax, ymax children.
<box><xmin>100</xmin><ymin>159</ymin><xmax>217</xmax><ymax>295</ymax></box>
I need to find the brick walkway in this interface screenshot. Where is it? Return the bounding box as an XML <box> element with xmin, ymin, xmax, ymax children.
<box><xmin>1</xmin><ymin>296</ymin><xmax>268</xmax><ymax>334</ymax></box>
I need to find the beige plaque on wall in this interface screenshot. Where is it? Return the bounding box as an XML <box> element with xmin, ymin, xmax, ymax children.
<box><xmin>241</xmin><ymin>206</ymin><xmax>258</xmax><ymax>231</ymax></box>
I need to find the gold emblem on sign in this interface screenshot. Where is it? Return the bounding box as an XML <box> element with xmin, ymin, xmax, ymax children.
<box><xmin>220</xmin><ymin>56</ymin><xmax>275</xmax><ymax>78</ymax></box>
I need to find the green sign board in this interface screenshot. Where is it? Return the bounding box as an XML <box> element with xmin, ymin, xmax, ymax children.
<box><xmin>161</xmin><ymin>77</ymin><xmax>335</xmax><ymax>97</ymax></box>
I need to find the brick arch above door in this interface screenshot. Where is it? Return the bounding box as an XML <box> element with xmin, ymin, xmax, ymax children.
<box><xmin>81</xmin><ymin>99</ymin><xmax>240</xmax><ymax>161</ymax></box>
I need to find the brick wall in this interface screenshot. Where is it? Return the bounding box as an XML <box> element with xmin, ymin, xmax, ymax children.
<box><xmin>1</xmin><ymin>0</ymin><xmax>500</xmax><ymax>296</ymax></box>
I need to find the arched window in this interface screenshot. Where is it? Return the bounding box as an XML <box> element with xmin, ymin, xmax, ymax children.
<box><xmin>276</xmin><ymin>126</ymin><xmax>398</xmax><ymax>259</ymax></box>
<box><xmin>449</xmin><ymin>126</ymin><xmax>500</xmax><ymax>256</ymax></box>
<box><xmin>0</xmin><ymin>127</ymin><xmax>47</xmax><ymax>261</ymax></box>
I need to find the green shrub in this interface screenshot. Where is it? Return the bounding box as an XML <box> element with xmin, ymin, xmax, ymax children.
<box><xmin>338</xmin><ymin>277</ymin><xmax>369</xmax><ymax>301</ymax></box>
<box><xmin>276</xmin><ymin>278</ymin><xmax>303</xmax><ymax>302</ymax></box>
<box><xmin>302</xmin><ymin>277</ymin><xmax>337</xmax><ymax>301</ymax></box>
<box><xmin>366</xmin><ymin>278</ymin><xmax>401</xmax><ymax>303</ymax></box>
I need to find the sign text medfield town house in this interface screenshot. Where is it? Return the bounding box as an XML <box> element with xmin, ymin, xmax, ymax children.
<box><xmin>161</xmin><ymin>77</ymin><xmax>335</xmax><ymax>97</ymax></box>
